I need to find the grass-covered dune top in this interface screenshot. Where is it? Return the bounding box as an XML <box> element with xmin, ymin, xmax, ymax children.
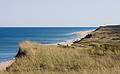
<box><xmin>3</xmin><ymin>25</ymin><xmax>120</xmax><ymax>74</ymax></box>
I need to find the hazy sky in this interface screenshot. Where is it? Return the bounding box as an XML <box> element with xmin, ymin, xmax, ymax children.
<box><xmin>0</xmin><ymin>0</ymin><xmax>119</xmax><ymax>27</ymax></box>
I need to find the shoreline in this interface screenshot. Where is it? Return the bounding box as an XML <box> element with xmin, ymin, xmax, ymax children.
<box><xmin>0</xmin><ymin>29</ymin><xmax>94</xmax><ymax>71</ymax></box>
<box><xmin>36</xmin><ymin>29</ymin><xmax>94</xmax><ymax>46</ymax></box>
<box><xmin>0</xmin><ymin>59</ymin><xmax>15</xmax><ymax>71</ymax></box>
<box><xmin>56</xmin><ymin>29</ymin><xmax>94</xmax><ymax>46</ymax></box>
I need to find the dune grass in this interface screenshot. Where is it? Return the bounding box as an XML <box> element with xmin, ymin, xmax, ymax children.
<box><xmin>1</xmin><ymin>25</ymin><xmax>120</xmax><ymax>74</ymax></box>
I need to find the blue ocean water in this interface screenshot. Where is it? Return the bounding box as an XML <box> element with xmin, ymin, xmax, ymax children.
<box><xmin>0</xmin><ymin>27</ymin><xmax>96</xmax><ymax>62</ymax></box>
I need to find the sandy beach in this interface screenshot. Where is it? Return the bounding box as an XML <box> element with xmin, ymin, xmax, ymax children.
<box><xmin>0</xmin><ymin>59</ymin><xmax>15</xmax><ymax>71</ymax></box>
<box><xmin>57</xmin><ymin>30</ymin><xmax>94</xmax><ymax>46</ymax></box>
<box><xmin>76</xmin><ymin>30</ymin><xmax>94</xmax><ymax>38</ymax></box>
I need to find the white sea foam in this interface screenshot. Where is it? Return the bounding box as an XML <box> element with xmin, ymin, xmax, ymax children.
<box><xmin>57</xmin><ymin>29</ymin><xmax>95</xmax><ymax>46</ymax></box>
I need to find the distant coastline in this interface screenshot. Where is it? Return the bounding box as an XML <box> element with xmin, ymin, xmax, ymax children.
<box><xmin>0</xmin><ymin>27</ymin><xmax>96</xmax><ymax>62</ymax></box>
<box><xmin>56</xmin><ymin>29</ymin><xmax>94</xmax><ymax>46</ymax></box>
<box><xmin>0</xmin><ymin>28</ymin><xmax>96</xmax><ymax>71</ymax></box>
<box><xmin>0</xmin><ymin>25</ymin><xmax>120</xmax><ymax>73</ymax></box>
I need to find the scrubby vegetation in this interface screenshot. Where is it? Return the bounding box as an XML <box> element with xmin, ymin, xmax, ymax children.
<box><xmin>0</xmin><ymin>25</ymin><xmax>120</xmax><ymax>74</ymax></box>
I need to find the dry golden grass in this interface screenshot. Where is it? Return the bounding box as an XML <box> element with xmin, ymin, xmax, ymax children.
<box><xmin>1</xmin><ymin>25</ymin><xmax>120</xmax><ymax>74</ymax></box>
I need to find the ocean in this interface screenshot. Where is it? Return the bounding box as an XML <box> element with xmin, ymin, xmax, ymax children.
<box><xmin>0</xmin><ymin>27</ymin><xmax>96</xmax><ymax>62</ymax></box>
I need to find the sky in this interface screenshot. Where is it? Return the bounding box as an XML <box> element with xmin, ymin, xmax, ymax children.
<box><xmin>0</xmin><ymin>0</ymin><xmax>119</xmax><ymax>27</ymax></box>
